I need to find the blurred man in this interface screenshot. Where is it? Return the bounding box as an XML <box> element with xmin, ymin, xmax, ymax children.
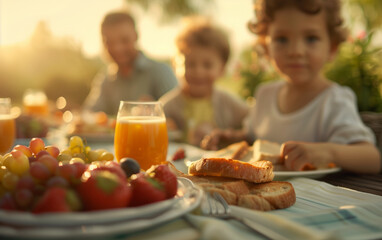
<box><xmin>84</xmin><ymin>11</ymin><xmax>178</xmax><ymax>115</ymax></box>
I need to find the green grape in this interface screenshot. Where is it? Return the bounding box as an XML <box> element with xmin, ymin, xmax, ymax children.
<box><xmin>69</xmin><ymin>136</ymin><xmax>84</xmax><ymax>147</ymax></box>
<box><xmin>69</xmin><ymin>136</ymin><xmax>84</xmax><ymax>154</ymax></box>
<box><xmin>85</xmin><ymin>146</ymin><xmax>91</xmax><ymax>154</ymax></box>
<box><xmin>0</xmin><ymin>166</ymin><xmax>8</xmax><ymax>181</ymax></box>
<box><xmin>99</xmin><ymin>152</ymin><xmax>114</xmax><ymax>161</ymax></box>
<box><xmin>60</xmin><ymin>149</ymin><xmax>72</xmax><ymax>156</ymax></box>
<box><xmin>70</xmin><ymin>157</ymin><xmax>85</xmax><ymax>164</ymax></box>
<box><xmin>57</xmin><ymin>153</ymin><xmax>72</xmax><ymax>162</ymax></box>
<box><xmin>2</xmin><ymin>172</ymin><xmax>19</xmax><ymax>190</ymax></box>
<box><xmin>87</xmin><ymin>150</ymin><xmax>100</xmax><ymax>163</ymax></box>
<box><xmin>95</xmin><ymin>149</ymin><xmax>107</xmax><ymax>156</ymax></box>
<box><xmin>72</xmin><ymin>152</ymin><xmax>86</xmax><ymax>161</ymax></box>
<box><xmin>2</xmin><ymin>153</ymin><xmax>13</xmax><ymax>169</ymax></box>
<box><xmin>59</xmin><ymin>160</ymin><xmax>71</xmax><ymax>165</ymax></box>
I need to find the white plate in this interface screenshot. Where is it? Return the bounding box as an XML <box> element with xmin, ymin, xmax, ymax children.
<box><xmin>168</xmin><ymin>143</ymin><xmax>209</xmax><ymax>173</ymax></box>
<box><xmin>0</xmin><ymin>178</ymin><xmax>203</xmax><ymax>240</ymax></box>
<box><xmin>0</xmin><ymin>178</ymin><xmax>195</xmax><ymax>227</ymax></box>
<box><xmin>168</xmin><ymin>130</ymin><xmax>183</xmax><ymax>141</ymax></box>
<box><xmin>273</xmin><ymin>167</ymin><xmax>341</xmax><ymax>180</ymax></box>
<box><xmin>168</xmin><ymin>143</ymin><xmax>341</xmax><ymax>180</ymax></box>
<box><xmin>167</xmin><ymin>143</ymin><xmax>341</xmax><ymax>181</ymax></box>
<box><xmin>0</xmin><ymin>197</ymin><xmax>177</xmax><ymax>228</ymax></box>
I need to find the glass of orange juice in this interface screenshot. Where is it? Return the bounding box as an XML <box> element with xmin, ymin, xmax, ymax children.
<box><xmin>114</xmin><ymin>101</ymin><xmax>168</xmax><ymax>170</ymax></box>
<box><xmin>23</xmin><ymin>89</ymin><xmax>49</xmax><ymax>116</ymax></box>
<box><xmin>0</xmin><ymin>98</ymin><xmax>16</xmax><ymax>155</ymax></box>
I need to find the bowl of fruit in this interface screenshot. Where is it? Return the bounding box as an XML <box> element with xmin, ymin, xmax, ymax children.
<box><xmin>0</xmin><ymin>136</ymin><xmax>202</xmax><ymax>231</ymax></box>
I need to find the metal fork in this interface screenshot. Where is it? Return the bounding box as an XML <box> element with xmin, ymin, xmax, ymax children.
<box><xmin>202</xmin><ymin>192</ymin><xmax>289</xmax><ymax>240</ymax></box>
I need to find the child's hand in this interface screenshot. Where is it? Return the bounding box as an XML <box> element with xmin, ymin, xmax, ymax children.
<box><xmin>166</xmin><ymin>118</ymin><xmax>178</xmax><ymax>131</ymax></box>
<box><xmin>190</xmin><ymin>123</ymin><xmax>214</xmax><ymax>146</ymax></box>
<box><xmin>200</xmin><ymin>129</ymin><xmax>224</xmax><ymax>150</ymax></box>
<box><xmin>281</xmin><ymin>141</ymin><xmax>335</xmax><ymax>171</ymax></box>
<box><xmin>201</xmin><ymin>129</ymin><xmax>247</xmax><ymax>150</ymax></box>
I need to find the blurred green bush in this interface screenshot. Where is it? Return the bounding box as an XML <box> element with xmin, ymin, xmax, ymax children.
<box><xmin>325</xmin><ymin>32</ymin><xmax>382</xmax><ymax>112</ymax></box>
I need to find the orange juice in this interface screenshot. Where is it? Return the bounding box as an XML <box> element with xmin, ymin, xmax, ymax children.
<box><xmin>24</xmin><ymin>103</ymin><xmax>49</xmax><ymax>116</ymax></box>
<box><xmin>114</xmin><ymin>116</ymin><xmax>168</xmax><ymax>170</ymax></box>
<box><xmin>23</xmin><ymin>89</ymin><xmax>49</xmax><ymax>116</ymax></box>
<box><xmin>0</xmin><ymin>115</ymin><xmax>16</xmax><ymax>154</ymax></box>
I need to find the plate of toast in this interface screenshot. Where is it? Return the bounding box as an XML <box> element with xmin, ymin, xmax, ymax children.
<box><xmin>168</xmin><ymin>140</ymin><xmax>341</xmax><ymax>181</ymax></box>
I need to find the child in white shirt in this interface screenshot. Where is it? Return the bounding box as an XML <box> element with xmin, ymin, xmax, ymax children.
<box><xmin>201</xmin><ymin>0</ymin><xmax>381</xmax><ymax>173</ymax></box>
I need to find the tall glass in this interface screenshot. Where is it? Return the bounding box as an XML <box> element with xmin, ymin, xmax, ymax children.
<box><xmin>114</xmin><ymin>101</ymin><xmax>168</xmax><ymax>170</ymax></box>
<box><xmin>23</xmin><ymin>89</ymin><xmax>49</xmax><ymax>116</ymax></box>
<box><xmin>0</xmin><ymin>98</ymin><xmax>16</xmax><ymax>154</ymax></box>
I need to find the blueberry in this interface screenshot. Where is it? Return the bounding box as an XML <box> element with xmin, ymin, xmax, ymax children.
<box><xmin>120</xmin><ymin>158</ymin><xmax>141</xmax><ymax>178</ymax></box>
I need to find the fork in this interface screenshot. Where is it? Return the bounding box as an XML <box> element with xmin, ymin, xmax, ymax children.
<box><xmin>201</xmin><ymin>192</ymin><xmax>291</xmax><ymax>240</ymax></box>
<box><xmin>202</xmin><ymin>192</ymin><xmax>334</xmax><ymax>240</ymax></box>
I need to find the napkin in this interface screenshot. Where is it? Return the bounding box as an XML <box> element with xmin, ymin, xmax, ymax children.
<box><xmin>231</xmin><ymin>206</ymin><xmax>337</xmax><ymax>240</ymax></box>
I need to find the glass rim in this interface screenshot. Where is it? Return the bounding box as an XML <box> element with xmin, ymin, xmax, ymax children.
<box><xmin>0</xmin><ymin>97</ymin><xmax>11</xmax><ymax>103</ymax></box>
<box><xmin>0</xmin><ymin>113</ymin><xmax>17</xmax><ymax>119</ymax></box>
<box><xmin>119</xmin><ymin>101</ymin><xmax>162</xmax><ymax>105</ymax></box>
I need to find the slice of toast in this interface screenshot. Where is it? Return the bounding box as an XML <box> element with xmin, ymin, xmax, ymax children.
<box><xmin>237</xmin><ymin>181</ymin><xmax>296</xmax><ymax>210</ymax></box>
<box><xmin>188</xmin><ymin>157</ymin><xmax>274</xmax><ymax>183</ymax></box>
<box><xmin>211</xmin><ymin>141</ymin><xmax>252</xmax><ymax>161</ymax></box>
<box><xmin>252</xmin><ymin>139</ymin><xmax>283</xmax><ymax>164</ymax></box>
<box><xmin>199</xmin><ymin>179</ymin><xmax>295</xmax><ymax>211</ymax></box>
<box><xmin>168</xmin><ymin>162</ymin><xmax>296</xmax><ymax>211</ymax></box>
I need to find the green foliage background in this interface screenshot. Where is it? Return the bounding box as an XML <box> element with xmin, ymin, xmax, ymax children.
<box><xmin>325</xmin><ymin>34</ymin><xmax>382</xmax><ymax>112</ymax></box>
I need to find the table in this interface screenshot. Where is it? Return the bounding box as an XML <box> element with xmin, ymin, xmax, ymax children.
<box><xmin>5</xmin><ymin>138</ymin><xmax>381</xmax><ymax>240</ymax></box>
<box><xmin>88</xmin><ymin>141</ymin><xmax>382</xmax><ymax>239</ymax></box>
<box><xmin>123</xmin><ymin>143</ymin><xmax>382</xmax><ymax>240</ymax></box>
<box><xmin>319</xmin><ymin>171</ymin><xmax>382</xmax><ymax>196</ymax></box>
<box><xmin>126</xmin><ymin>176</ymin><xmax>382</xmax><ymax>240</ymax></box>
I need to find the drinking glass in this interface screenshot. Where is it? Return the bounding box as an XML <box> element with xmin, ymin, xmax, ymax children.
<box><xmin>23</xmin><ymin>89</ymin><xmax>49</xmax><ymax>116</ymax></box>
<box><xmin>114</xmin><ymin>101</ymin><xmax>168</xmax><ymax>170</ymax></box>
<box><xmin>0</xmin><ymin>98</ymin><xmax>16</xmax><ymax>154</ymax></box>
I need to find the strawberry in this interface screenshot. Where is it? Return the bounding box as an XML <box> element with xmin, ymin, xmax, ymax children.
<box><xmin>77</xmin><ymin>170</ymin><xmax>131</xmax><ymax>211</ymax></box>
<box><xmin>172</xmin><ymin>148</ymin><xmax>185</xmax><ymax>161</ymax></box>
<box><xmin>129</xmin><ymin>173</ymin><xmax>166</xmax><ymax>206</ymax></box>
<box><xmin>32</xmin><ymin>187</ymin><xmax>82</xmax><ymax>214</ymax></box>
<box><xmin>147</xmin><ymin>164</ymin><xmax>178</xmax><ymax>199</ymax></box>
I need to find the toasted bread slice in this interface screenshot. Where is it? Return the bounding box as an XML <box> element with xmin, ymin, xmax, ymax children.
<box><xmin>188</xmin><ymin>175</ymin><xmax>295</xmax><ymax>210</ymax></box>
<box><xmin>253</xmin><ymin>140</ymin><xmax>283</xmax><ymax>164</ymax></box>
<box><xmin>188</xmin><ymin>157</ymin><xmax>274</xmax><ymax>183</ymax></box>
<box><xmin>167</xmin><ymin>162</ymin><xmax>295</xmax><ymax>211</ymax></box>
<box><xmin>212</xmin><ymin>141</ymin><xmax>252</xmax><ymax>161</ymax></box>
<box><xmin>239</xmin><ymin>181</ymin><xmax>296</xmax><ymax>210</ymax></box>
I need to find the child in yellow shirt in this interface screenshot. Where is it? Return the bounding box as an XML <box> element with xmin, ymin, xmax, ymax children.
<box><xmin>160</xmin><ymin>18</ymin><xmax>249</xmax><ymax>146</ymax></box>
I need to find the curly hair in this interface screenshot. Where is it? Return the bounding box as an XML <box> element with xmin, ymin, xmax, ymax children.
<box><xmin>176</xmin><ymin>19</ymin><xmax>230</xmax><ymax>64</ymax></box>
<box><xmin>248</xmin><ymin>0</ymin><xmax>348</xmax><ymax>47</ymax></box>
